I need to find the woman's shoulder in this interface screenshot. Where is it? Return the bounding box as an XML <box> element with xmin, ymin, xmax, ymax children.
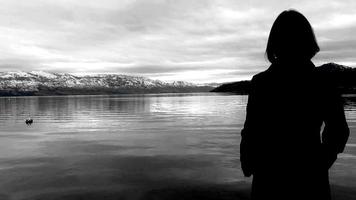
<box><xmin>251</xmin><ymin>68</ymin><xmax>273</xmax><ymax>84</ymax></box>
<box><xmin>248</xmin><ymin>70</ymin><xmax>274</xmax><ymax>94</ymax></box>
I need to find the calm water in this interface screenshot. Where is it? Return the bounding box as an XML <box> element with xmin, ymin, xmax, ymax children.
<box><xmin>0</xmin><ymin>93</ymin><xmax>355</xmax><ymax>199</ymax></box>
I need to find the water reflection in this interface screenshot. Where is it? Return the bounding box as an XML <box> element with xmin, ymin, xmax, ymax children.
<box><xmin>0</xmin><ymin>93</ymin><xmax>354</xmax><ymax>200</ymax></box>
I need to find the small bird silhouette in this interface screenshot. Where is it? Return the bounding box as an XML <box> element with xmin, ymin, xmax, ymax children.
<box><xmin>25</xmin><ymin>117</ymin><xmax>33</xmax><ymax>125</ymax></box>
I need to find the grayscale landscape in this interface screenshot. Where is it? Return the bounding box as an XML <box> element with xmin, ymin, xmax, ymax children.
<box><xmin>0</xmin><ymin>0</ymin><xmax>356</xmax><ymax>200</ymax></box>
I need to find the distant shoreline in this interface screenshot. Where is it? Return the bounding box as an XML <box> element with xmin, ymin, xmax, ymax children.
<box><xmin>0</xmin><ymin>87</ymin><xmax>215</xmax><ymax>97</ymax></box>
<box><xmin>0</xmin><ymin>91</ymin><xmax>221</xmax><ymax>98</ymax></box>
<box><xmin>211</xmin><ymin>63</ymin><xmax>356</xmax><ymax>94</ymax></box>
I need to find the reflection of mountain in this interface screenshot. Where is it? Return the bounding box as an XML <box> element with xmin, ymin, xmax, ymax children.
<box><xmin>0</xmin><ymin>71</ymin><xmax>213</xmax><ymax>96</ymax></box>
<box><xmin>211</xmin><ymin>63</ymin><xmax>356</xmax><ymax>94</ymax></box>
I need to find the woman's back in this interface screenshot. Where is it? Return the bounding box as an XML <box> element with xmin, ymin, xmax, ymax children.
<box><xmin>242</xmin><ymin>61</ymin><xmax>349</xmax><ymax>199</ymax></box>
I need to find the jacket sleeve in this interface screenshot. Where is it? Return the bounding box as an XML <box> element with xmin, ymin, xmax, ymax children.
<box><xmin>321</xmin><ymin>88</ymin><xmax>349</xmax><ymax>157</ymax></box>
<box><xmin>240</xmin><ymin>77</ymin><xmax>258</xmax><ymax>177</ymax></box>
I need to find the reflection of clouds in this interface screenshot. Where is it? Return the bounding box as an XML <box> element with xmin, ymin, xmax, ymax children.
<box><xmin>339</xmin><ymin>153</ymin><xmax>356</xmax><ymax>159</ymax></box>
<box><xmin>149</xmin><ymin>94</ymin><xmax>247</xmax><ymax>128</ymax></box>
<box><xmin>0</xmin><ymin>94</ymin><xmax>246</xmax><ymax>198</ymax></box>
<box><xmin>0</xmin><ymin>93</ymin><xmax>355</xmax><ymax>197</ymax></box>
<box><xmin>149</xmin><ymin>95</ymin><xmax>211</xmax><ymax>116</ymax></box>
<box><xmin>0</xmin><ymin>94</ymin><xmax>244</xmax><ymax>134</ymax></box>
<box><xmin>346</xmin><ymin>144</ymin><xmax>356</xmax><ymax>147</ymax></box>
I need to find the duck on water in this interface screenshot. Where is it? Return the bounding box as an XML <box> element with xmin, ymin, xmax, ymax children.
<box><xmin>25</xmin><ymin>117</ymin><xmax>33</xmax><ymax>125</ymax></box>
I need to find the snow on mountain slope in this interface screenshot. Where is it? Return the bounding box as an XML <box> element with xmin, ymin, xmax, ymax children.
<box><xmin>29</xmin><ymin>71</ymin><xmax>58</xmax><ymax>79</ymax></box>
<box><xmin>0</xmin><ymin>71</ymin><xmax>208</xmax><ymax>94</ymax></box>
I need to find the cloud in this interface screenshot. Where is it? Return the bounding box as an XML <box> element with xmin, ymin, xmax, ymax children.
<box><xmin>0</xmin><ymin>0</ymin><xmax>354</xmax><ymax>83</ymax></box>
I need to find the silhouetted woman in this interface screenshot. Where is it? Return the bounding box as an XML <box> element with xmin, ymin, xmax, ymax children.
<box><xmin>240</xmin><ymin>10</ymin><xmax>349</xmax><ymax>200</ymax></box>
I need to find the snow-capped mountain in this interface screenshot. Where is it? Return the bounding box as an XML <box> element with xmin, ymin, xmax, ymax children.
<box><xmin>0</xmin><ymin>71</ymin><xmax>213</xmax><ymax>96</ymax></box>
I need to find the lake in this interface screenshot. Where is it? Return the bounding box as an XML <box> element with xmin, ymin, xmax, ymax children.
<box><xmin>0</xmin><ymin>93</ymin><xmax>355</xmax><ymax>200</ymax></box>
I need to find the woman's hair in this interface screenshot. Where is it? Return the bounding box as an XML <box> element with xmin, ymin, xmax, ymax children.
<box><xmin>266</xmin><ymin>10</ymin><xmax>319</xmax><ymax>63</ymax></box>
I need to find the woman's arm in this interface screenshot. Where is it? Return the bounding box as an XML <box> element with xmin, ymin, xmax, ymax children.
<box><xmin>240</xmin><ymin>77</ymin><xmax>258</xmax><ymax>177</ymax></box>
<box><xmin>322</xmin><ymin>89</ymin><xmax>349</xmax><ymax>169</ymax></box>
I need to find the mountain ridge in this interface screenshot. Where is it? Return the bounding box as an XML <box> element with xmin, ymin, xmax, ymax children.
<box><xmin>0</xmin><ymin>71</ymin><xmax>213</xmax><ymax>96</ymax></box>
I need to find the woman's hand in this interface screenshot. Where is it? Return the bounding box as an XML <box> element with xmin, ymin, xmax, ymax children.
<box><xmin>321</xmin><ymin>145</ymin><xmax>338</xmax><ymax>169</ymax></box>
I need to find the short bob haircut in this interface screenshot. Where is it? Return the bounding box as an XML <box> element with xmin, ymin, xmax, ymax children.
<box><xmin>266</xmin><ymin>10</ymin><xmax>320</xmax><ymax>63</ymax></box>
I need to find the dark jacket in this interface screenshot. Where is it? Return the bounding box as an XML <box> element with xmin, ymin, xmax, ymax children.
<box><xmin>240</xmin><ymin>61</ymin><xmax>349</xmax><ymax>200</ymax></box>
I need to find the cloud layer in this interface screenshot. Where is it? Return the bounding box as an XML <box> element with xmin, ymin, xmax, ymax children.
<box><xmin>0</xmin><ymin>0</ymin><xmax>355</xmax><ymax>83</ymax></box>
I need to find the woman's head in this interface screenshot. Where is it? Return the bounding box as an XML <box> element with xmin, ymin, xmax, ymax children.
<box><xmin>266</xmin><ymin>10</ymin><xmax>319</xmax><ymax>63</ymax></box>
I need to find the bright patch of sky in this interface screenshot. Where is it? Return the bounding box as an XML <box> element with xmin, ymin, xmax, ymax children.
<box><xmin>0</xmin><ymin>0</ymin><xmax>355</xmax><ymax>83</ymax></box>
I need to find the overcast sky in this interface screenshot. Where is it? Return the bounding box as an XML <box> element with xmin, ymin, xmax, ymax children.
<box><xmin>0</xmin><ymin>0</ymin><xmax>355</xmax><ymax>83</ymax></box>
